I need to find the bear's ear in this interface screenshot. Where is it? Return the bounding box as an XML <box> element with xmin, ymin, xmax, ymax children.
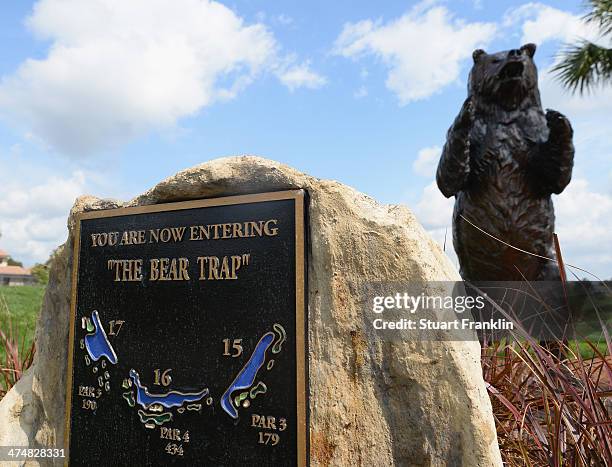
<box><xmin>472</xmin><ymin>49</ymin><xmax>486</xmax><ymax>63</ymax></box>
<box><xmin>520</xmin><ymin>43</ymin><xmax>537</xmax><ymax>58</ymax></box>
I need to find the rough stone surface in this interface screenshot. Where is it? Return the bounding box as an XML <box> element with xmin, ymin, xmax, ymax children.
<box><xmin>0</xmin><ymin>156</ymin><xmax>502</xmax><ymax>466</ymax></box>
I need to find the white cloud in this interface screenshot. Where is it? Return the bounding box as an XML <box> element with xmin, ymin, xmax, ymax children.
<box><xmin>277</xmin><ymin>61</ymin><xmax>327</xmax><ymax>92</ymax></box>
<box><xmin>276</xmin><ymin>14</ymin><xmax>294</xmax><ymax>26</ymax></box>
<box><xmin>354</xmin><ymin>86</ymin><xmax>368</xmax><ymax>99</ymax></box>
<box><xmin>554</xmin><ymin>179</ymin><xmax>612</xmax><ymax>279</ymax></box>
<box><xmin>0</xmin><ymin>0</ymin><xmax>323</xmax><ymax>157</ymax></box>
<box><xmin>506</xmin><ymin>3</ymin><xmax>605</xmax><ymax>46</ymax></box>
<box><xmin>0</xmin><ymin>170</ymin><xmax>87</xmax><ymax>265</ymax></box>
<box><xmin>412</xmin><ymin>181</ymin><xmax>454</xmax><ymax>232</ymax></box>
<box><xmin>412</xmin><ymin>145</ymin><xmax>441</xmax><ymax>177</ymax></box>
<box><xmin>333</xmin><ymin>1</ymin><xmax>496</xmax><ymax>104</ymax></box>
<box><xmin>410</xmin><ymin>180</ymin><xmax>457</xmax><ymax>266</ymax></box>
<box><xmin>0</xmin><ymin>171</ymin><xmax>85</xmax><ymax>218</ymax></box>
<box><xmin>539</xmin><ymin>64</ymin><xmax>612</xmax><ymax>116</ymax></box>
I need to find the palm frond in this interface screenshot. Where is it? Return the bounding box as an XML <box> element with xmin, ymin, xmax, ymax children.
<box><xmin>552</xmin><ymin>40</ymin><xmax>612</xmax><ymax>94</ymax></box>
<box><xmin>584</xmin><ymin>0</ymin><xmax>612</xmax><ymax>36</ymax></box>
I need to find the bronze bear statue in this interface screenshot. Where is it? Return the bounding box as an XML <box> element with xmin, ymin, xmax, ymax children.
<box><xmin>436</xmin><ymin>44</ymin><xmax>574</xmax><ymax>281</ymax></box>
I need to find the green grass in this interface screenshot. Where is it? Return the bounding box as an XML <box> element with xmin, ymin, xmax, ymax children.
<box><xmin>490</xmin><ymin>337</ymin><xmax>608</xmax><ymax>360</ymax></box>
<box><xmin>571</xmin><ymin>339</ymin><xmax>609</xmax><ymax>359</ymax></box>
<box><xmin>0</xmin><ymin>285</ymin><xmax>45</xmax><ymax>362</ymax></box>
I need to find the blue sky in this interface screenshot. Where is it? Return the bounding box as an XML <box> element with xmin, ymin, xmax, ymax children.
<box><xmin>0</xmin><ymin>0</ymin><xmax>610</xmax><ymax>278</ymax></box>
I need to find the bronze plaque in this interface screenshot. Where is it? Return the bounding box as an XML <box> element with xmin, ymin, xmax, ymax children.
<box><xmin>64</xmin><ymin>190</ymin><xmax>307</xmax><ymax>466</ymax></box>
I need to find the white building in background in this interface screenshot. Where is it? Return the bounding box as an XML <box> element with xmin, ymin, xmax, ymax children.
<box><xmin>0</xmin><ymin>249</ymin><xmax>36</xmax><ymax>286</ymax></box>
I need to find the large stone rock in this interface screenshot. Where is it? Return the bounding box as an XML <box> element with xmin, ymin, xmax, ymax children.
<box><xmin>0</xmin><ymin>156</ymin><xmax>501</xmax><ymax>466</ymax></box>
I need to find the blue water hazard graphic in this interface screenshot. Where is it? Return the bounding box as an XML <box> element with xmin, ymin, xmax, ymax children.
<box><xmin>221</xmin><ymin>331</ymin><xmax>275</xmax><ymax>419</ymax></box>
<box><xmin>84</xmin><ymin>310</ymin><xmax>118</xmax><ymax>365</ymax></box>
<box><xmin>129</xmin><ymin>369</ymin><xmax>209</xmax><ymax>409</ymax></box>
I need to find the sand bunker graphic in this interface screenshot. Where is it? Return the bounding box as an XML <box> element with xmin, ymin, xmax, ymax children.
<box><xmin>221</xmin><ymin>323</ymin><xmax>286</xmax><ymax>419</ymax></box>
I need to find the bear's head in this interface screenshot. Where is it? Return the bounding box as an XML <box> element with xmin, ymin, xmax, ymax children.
<box><xmin>468</xmin><ymin>43</ymin><xmax>539</xmax><ymax>111</ymax></box>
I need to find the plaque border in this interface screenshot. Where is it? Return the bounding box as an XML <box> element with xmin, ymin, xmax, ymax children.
<box><xmin>64</xmin><ymin>189</ymin><xmax>308</xmax><ymax>466</ymax></box>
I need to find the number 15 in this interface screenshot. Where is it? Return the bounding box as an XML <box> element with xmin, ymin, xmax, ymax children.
<box><xmin>222</xmin><ymin>338</ymin><xmax>243</xmax><ymax>357</ymax></box>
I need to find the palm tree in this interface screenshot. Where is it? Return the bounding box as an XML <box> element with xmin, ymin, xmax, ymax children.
<box><xmin>552</xmin><ymin>0</ymin><xmax>612</xmax><ymax>93</ymax></box>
